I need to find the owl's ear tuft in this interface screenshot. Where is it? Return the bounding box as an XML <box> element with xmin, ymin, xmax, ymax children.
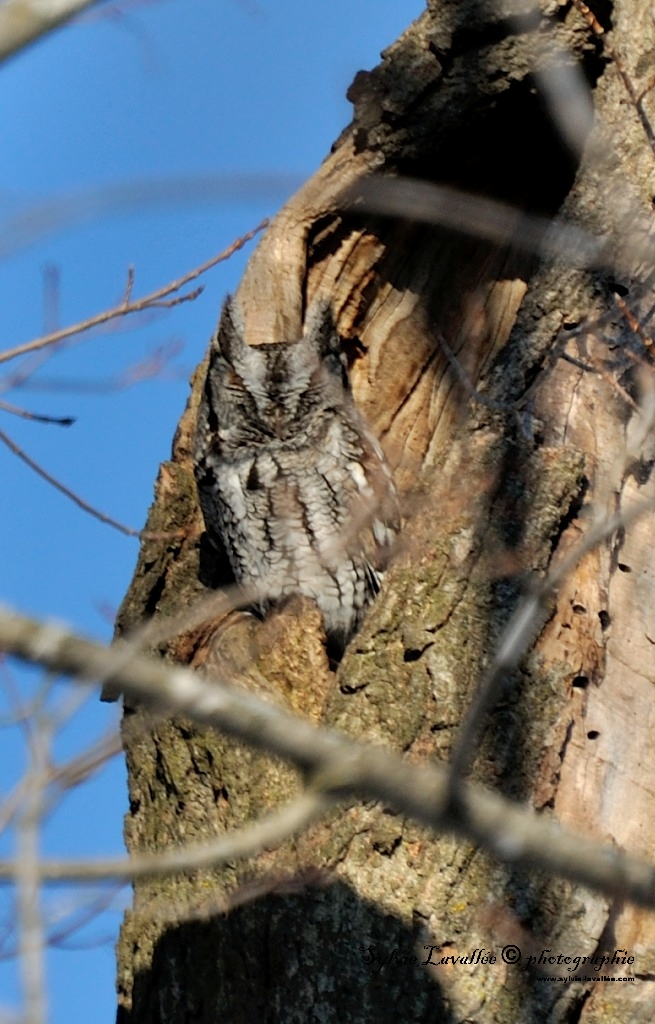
<box><xmin>214</xmin><ymin>294</ymin><xmax>248</xmax><ymax>363</ymax></box>
<box><xmin>303</xmin><ymin>298</ymin><xmax>341</xmax><ymax>362</ymax></box>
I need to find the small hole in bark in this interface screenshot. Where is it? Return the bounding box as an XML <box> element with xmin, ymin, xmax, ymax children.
<box><xmin>403</xmin><ymin>648</ymin><xmax>422</xmax><ymax>663</ymax></box>
<box><xmin>572</xmin><ymin>675</ymin><xmax>588</xmax><ymax>689</ymax></box>
<box><xmin>618</xmin><ymin>562</ymin><xmax>632</xmax><ymax>573</ymax></box>
<box><xmin>587</xmin><ymin>730</ymin><xmax>600</xmax><ymax>740</ymax></box>
<box><xmin>598</xmin><ymin>610</ymin><xmax>611</xmax><ymax>630</ymax></box>
<box><xmin>609</xmin><ymin>280</ymin><xmax>629</xmax><ymax>297</ymax></box>
<box><xmin>572</xmin><ymin>603</ymin><xmax>586</xmax><ymax>615</ymax></box>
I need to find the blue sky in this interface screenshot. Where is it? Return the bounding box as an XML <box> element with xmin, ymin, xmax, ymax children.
<box><xmin>0</xmin><ymin>1</ymin><xmax>424</xmax><ymax>1021</ymax></box>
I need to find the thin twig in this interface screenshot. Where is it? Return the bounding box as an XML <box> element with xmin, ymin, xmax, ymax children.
<box><xmin>0</xmin><ymin>429</ymin><xmax>188</xmax><ymax>542</ymax></box>
<box><xmin>45</xmin><ymin>884</ymin><xmax>125</xmax><ymax>951</ymax></box>
<box><xmin>0</xmin><ymin>399</ymin><xmax>75</xmax><ymax>426</ymax></box>
<box><xmin>0</xmin><ymin>429</ymin><xmax>142</xmax><ymax>537</ymax></box>
<box><xmin>448</xmin><ymin>489</ymin><xmax>655</xmax><ymax>785</ymax></box>
<box><xmin>434</xmin><ymin>329</ymin><xmax>521</xmax><ymax>414</ymax></box>
<box><xmin>0</xmin><ymin>220</ymin><xmax>268</xmax><ymax>367</ymax></box>
<box><xmin>122</xmin><ymin>266</ymin><xmax>135</xmax><ymax>306</ymax></box>
<box><xmin>573</xmin><ymin>0</ymin><xmax>655</xmax><ymax>158</ymax></box>
<box><xmin>42</xmin><ymin>264</ymin><xmax>60</xmax><ymax>335</ymax></box>
<box><xmin>613</xmin><ymin>291</ymin><xmax>654</xmax><ymax>350</ymax></box>
<box><xmin>0</xmin><ymin>792</ymin><xmax>331</xmax><ymax>882</ymax></box>
<box><xmin>16</xmin><ymin>339</ymin><xmax>185</xmax><ymax>395</ymax></box>
<box><xmin>16</xmin><ymin>705</ymin><xmax>50</xmax><ymax>1024</ymax></box>
<box><xmin>48</xmin><ymin>733</ymin><xmax>122</xmax><ymax>797</ymax></box>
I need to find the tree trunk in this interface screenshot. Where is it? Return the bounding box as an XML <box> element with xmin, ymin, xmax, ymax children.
<box><xmin>112</xmin><ymin>1</ymin><xmax>655</xmax><ymax>1021</ymax></box>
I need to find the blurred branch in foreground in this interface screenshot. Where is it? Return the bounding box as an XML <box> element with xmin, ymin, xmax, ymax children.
<box><xmin>0</xmin><ymin>0</ymin><xmax>101</xmax><ymax>63</ymax></box>
<box><xmin>2</xmin><ymin>604</ymin><xmax>655</xmax><ymax>907</ymax></box>
<box><xmin>0</xmin><ymin>175</ymin><xmax>298</xmax><ymax>260</ymax></box>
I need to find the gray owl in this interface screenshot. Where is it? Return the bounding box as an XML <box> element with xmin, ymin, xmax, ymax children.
<box><xmin>193</xmin><ymin>295</ymin><xmax>399</xmax><ymax>654</ymax></box>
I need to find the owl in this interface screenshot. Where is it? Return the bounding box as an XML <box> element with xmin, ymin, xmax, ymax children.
<box><xmin>193</xmin><ymin>295</ymin><xmax>399</xmax><ymax>654</ymax></box>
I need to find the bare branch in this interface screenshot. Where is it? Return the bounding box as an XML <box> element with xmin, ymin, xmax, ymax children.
<box><xmin>16</xmin><ymin>706</ymin><xmax>50</xmax><ymax>1024</ymax></box>
<box><xmin>122</xmin><ymin>265</ymin><xmax>135</xmax><ymax>306</ymax></box>
<box><xmin>434</xmin><ymin>329</ymin><xmax>523</xmax><ymax>416</ymax></box>
<box><xmin>47</xmin><ymin>731</ymin><xmax>122</xmax><ymax>797</ymax></box>
<box><xmin>0</xmin><ymin>0</ymin><xmax>100</xmax><ymax>63</ymax></box>
<box><xmin>41</xmin><ymin>263</ymin><xmax>60</xmax><ymax>335</ymax></box>
<box><xmin>573</xmin><ymin>0</ymin><xmax>655</xmax><ymax>158</ymax></box>
<box><xmin>0</xmin><ymin>792</ymin><xmax>330</xmax><ymax>883</ymax></box>
<box><xmin>0</xmin><ymin>178</ymin><xmax>291</xmax><ymax>262</ymax></box>
<box><xmin>0</xmin><ymin>429</ymin><xmax>145</xmax><ymax>537</ymax></box>
<box><xmin>346</xmin><ymin>178</ymin><xmax>608</xmax><ymax>268</ymax></box>
<box><xmin>346</xmin><ymin>176</ymin><xmax>654</xmax><ymax>276</ymax></box>
<box><xmin>16</xmin><ymin>338</ymin><xmax>185</xmax><ymax>395</ymax></box>
<box><xmin>2</xmin><ymin>606</ymin><xmax>655</xmax><ymax>907</ymax></box>
<box><xmin>0</xmin><ymin>220</ymin><xmax>268</xmax><ymax>367</ymax></box>
<box><xmin>0</xmin><ymin>399</ymin><xmax>75</xmax><ymax>426</ymax></box>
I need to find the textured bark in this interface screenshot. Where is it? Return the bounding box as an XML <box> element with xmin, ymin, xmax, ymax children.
<box><xmin>113</xmin><ymin>1</ymin><xmax>655</xmax><ymax>1021</ymax></box>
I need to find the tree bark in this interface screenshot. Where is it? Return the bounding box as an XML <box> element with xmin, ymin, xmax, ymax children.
<box><xmin>113</xmin><ymin>1</ymin><xmax>655</xmax><ymax>1021</ymax></box>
